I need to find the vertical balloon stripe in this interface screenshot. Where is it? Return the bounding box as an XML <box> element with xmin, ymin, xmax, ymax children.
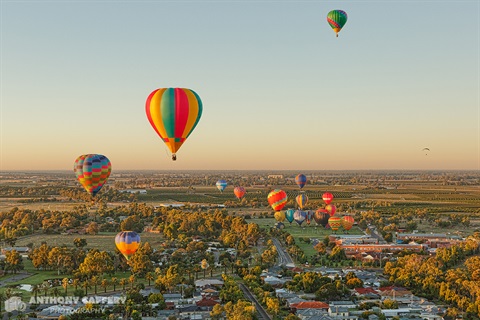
<box><xmin>161</xmin><ymin>88</ymin><xmax>176</xmax><ymax>138</ymax></box>
<box><xmin>182</xmin><ymin>89</ymin><xmax>200</xmax><ymax>138</ymax></box>
<box><xmin>146</xmin><ymin>89</ymin><xmax>168</xmax><ymax>139</ymax></box>
<box><xmin>174</xmin><ymin>88</ymin><xmax>190</xmax><ymax>138</ymax></box>
<box><xmin>187</xmin><ymin>90</ymin><xmax>203</xmax><ymax>138</ymax></box>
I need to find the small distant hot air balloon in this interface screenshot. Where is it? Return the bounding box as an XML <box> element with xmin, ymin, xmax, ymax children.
<box><xmin>74</xmin><ymin>154</ymin><xmax>111</xmax><ymax>198</ymax></box>
<box><xmin>327</xmin><ymin>10</ymin><xmax>348</xmax><ymax>37</ymax></box>
<box><xmin>342</xmin><ymin>215</ymin><xmax>355</xmax><ymax>232</ymax></box>
<box><xmin>295</xmin><ymin>174</ymin><xmax>307</xmax><ymax>189</ymax></box>
<box><xmin>285</xmin><ymin>209</ymin><xmax>295</xmax><ymax>224</ymax></box>
<box><xmin>274</xmin><ymin>211</ymin><xmax>286</xmax><ymax>222</ymax></box>
<box><xmin>234</xmin><ymin>186</ymin><xmax>246</xmax><ymax>200</ymax></box>
<box><xmin>328</xmin><ymin>216</ymin><xmax>342</xmax><ymax>232</ymax></box>
<box><xmin>325</xmin><ymin>204</ymin><xmax>337</xmax><ymax>216</ymax></box>
<box><xmin>322</xmin><ymin>192</ymin><xmax>334</xmax><ymax>205</ymax></box>
<box><xmin>314</xmin><ymin>209</ymin><xmax>330</xmax><ymax>228</ymax></box>
<box><xmin>145</xmin><ymin>88</ymin><xmax>203</xmax><ymax>161</ymax></box>
<box><xmin>294</xmin><ymin>210</ymin><xmax>306</xmax><ymax>226</ymax></box>
<box><xmin>268</xmin><ymin>189</ymin><xmax>288</xmax><ymax>212</ymax></box>
<box><xmin>296</xmin><ymin>194</ymin><xmax>308</xmax><ymax>209</ymax></box>
<box><xmin>115</xmin><ymin>231</ymin><xmax>141</xmax><ymax>260</ymax></box>
<box><xmin>216</xmin><ymin>180</ymin><xmax>228</xmax><ymax>192</ymax></box>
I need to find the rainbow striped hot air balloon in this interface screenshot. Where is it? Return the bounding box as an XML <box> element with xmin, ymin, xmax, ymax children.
<box><xmin>145</xmin><ymin>88</ymin><xmax>203</xmax><ymax>161</ymax></box>
<box><xmin>234</xmin><ymin>186</ymin><xmax>246</xmax><ymax>200</ymax></box>
<box><xmin>295</xmin><ymin>174</ymin><xmax>307</xmax><ymax>189</ymax></box>
<box><xmin>268</xmin><ymin>189</ymin><xmax>288</xmax><ymax>212</ymax></box>
<box><xmin>74</xmin><ymin>154</ymin><xmax>111</xmax><ymax>197</ymax></box>
<box><xmin>115</xmin><ymin>231</ymin><xmax>141</xmax><ymax>260</ymax></box>
<box><xmin>327</xmin><ymin>10</ymin><xmax>348</xmax><ymax>37</ymax></box>
<box><xmin>216</xmin><ymin>180</ymin><xmax>228</xmax><ymax>192</ymax></box>
<box><xmin>285</xmin><ymin>209</ymin><xmax>295</xmax><ymax>224</ymax></box>
<box><xmin>328</xmin><ymin>216</ymin><xmax>343</xmax><ymax>232</ymax></box>
<box><xmin>342</xmin><ymin>215</ymin><xmax>355</xmax><ymax>232</ymax></box>
<box><xmin>296</xmin><ymin>194</ymin><xmax>308</xmax><ymax>209</ymax></box>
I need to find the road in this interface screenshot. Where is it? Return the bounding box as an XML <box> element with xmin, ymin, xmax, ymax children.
<box><xmin>271</xmin><ymin>238</ymin><xmax>294</xmax><ymax>267</ymax></box>
<box><xmin>239</xmin><ymin>283</ymin><xmax>272</xmax><ymax>320</ymax></box>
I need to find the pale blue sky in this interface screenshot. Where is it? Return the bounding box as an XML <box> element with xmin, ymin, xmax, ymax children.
<box><xmin>1</xmin><ymin>0</ymin><xmax>479</xmax><ymax>170</ymax></box>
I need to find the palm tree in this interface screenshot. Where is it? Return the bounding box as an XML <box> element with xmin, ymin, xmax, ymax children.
<box><xmin>91</xmin><ymin>276</ymin><xmax>99</xmax><ymax>295</ymax></box>
<box><xmin>62</xmin><ymin>278</ymin><xmax>69</xmax><ymax>295</ymax></box>
<box><xmin>52</xmin><ymin>287</ymin><xmax>61</xmax><ymax>297</ymax></box>
<box><xmin>101</xmin><ymin>279</ymin><xmax>109</xmax><ymax>293</ymax></box>
<box><xmin>41</xmin><ymin>282</ymin><xmax>49</xmax><ymax>297</ymax></box>
<box><xmin>31</xmin><ymin>284</ymin><xmax>40</xmax><ymax>301</ymax></box>
<box><xmin>145</xmin><ymin>272</ymin><xmax>154</xmax><ymax>287</ymax></box>
<box><xmin>72</xmin><ymin>278</ymin><xmax>80</xmax><ymax>291</ymax></box>
<box><xmin>82</xmin><ymin>280</ymin><xmax>91</xmax><ymax>296</ymax></box>
<box><xmin>119</xmin><ymin>278</ymin><xmax>127</xmax><ymax>291</ymax></box>
<box><xmin>111</xmin><ymin>277</ymin><xmax>118</xmax><ymax>291</ymax></box>
<box><xmin>129</xmin><ymin>275</ymin><xmax>135</xmax><ymax>289</ymax></box>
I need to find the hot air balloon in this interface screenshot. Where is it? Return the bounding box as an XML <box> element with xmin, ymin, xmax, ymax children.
<box><xmin>145</xmin><ymin>88</ymin><xmax>203</xmax><ymax>161</ymax></box>
<box><xmin>314</xmin><ymin>209</ymin><xmax>330</xmax><ymax>227</ymax></box>
<box><xmin>422</xmin><ymin>147</ymin><xmax>430</xmax><ymax>155</ymax></box>
<box><xmin>115</xmin><ymin>231</ymin><xmax>141</xmax><ymax>260</ymax></box>
<box><xmin>296</xmin><ymin>194</ymin><xmax>308</xmax><ymax>209</ymax></box>
<box><xmin>328</xmin><ymin>216</ymin><xmax>342</xmax><ymax>232</ymax></box>
<box><xmin>285</xmin><ymin>209</ymin><xmax>295</xmax><ymax>224</ymax></box>
<box><xmin>342</xmin><ymin>215</ymin><xmax>355</xmax><ymax>232</ymax></box>
<box><xmin>295</xmin><ymin>174</ymin><xmax>307</xmax><ymax>189</ymax></box>
<box><xmin>305</xmin><ymin>210</ymin><xmax>314</xmax><ymax>225</ymax></box>
<box><xmin>325</xmin><ymin>204</ymin><xmax>337</xmax><ymax>216</ymax></box>
<box><xmin>74</xmin><ymin>154</ymin><xmax>111</xmax><ymax>197</ymax></box>
<box><xmin>274</xmin><ymin>211</ymin><xmax>286</xmax><ymax>222</ymax></box>
<box><xmin>268</xmin><ymin>189</ymin><xmax>288</xmax><ymax>212</ymax></box>
<box><xmin>322</xmin><ymin>192</ymin><xmax>334</xmax><ymax>205</ymax></box>
<box><xmin>234</xmin><ymin>186</ymin><xmax>246</xmax><ymax>200</ymax></box>
<box><xmin>293</xmin><ymin>210</ymin><xmax>306</xmax><ymax>226</ymax></box>
<box><xmin>216</xmin><ymin>180</ymin><xmax>228</xmax><ymax>192</ymax></box>
<box><xmin>275</xmin><ymin>222</ymin><xmax>285</xmax><ymax>230</ymax></box>
<box><xmin>327</xmin><ymin>10</ymin><xmax>348</xmax><ymax>37</ymax></box>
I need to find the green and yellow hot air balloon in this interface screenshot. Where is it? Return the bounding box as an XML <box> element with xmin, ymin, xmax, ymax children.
<box><xmin>327</xmin><ymin>10</ymin><xmax>348</xmax><ymax>37</ymax></box>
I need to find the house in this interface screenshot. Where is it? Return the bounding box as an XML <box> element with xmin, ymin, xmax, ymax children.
<box><xmin>328</xmin><ymin>301</ymin><xmax>357</xmax><ymax>309</ymax></box>
<box><xmin>194</xmin><ymin>278</ymin><xmax>224</xmax><ymax>289</ymax></box>
<box><xmin>291</xmin><ymin>301</ymin><xmax>330</xmax><ymax>312</ymax></box>
<box><xmin>196</xmin><ymin>297</ymin><xmax>220</xmax><ymax>311</ymax></box>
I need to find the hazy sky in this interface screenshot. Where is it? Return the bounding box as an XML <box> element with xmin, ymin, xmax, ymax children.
<box><xmin>1</xmin><ymin>0</ymin><xmax>479</xmax><ymax>171</ymax></box>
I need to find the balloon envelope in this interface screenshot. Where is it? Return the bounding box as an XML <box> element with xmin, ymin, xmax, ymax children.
<box><xmin>294</xmin><ymin>210</ymin><xmax>306</xmax><ymax>226</ymax></box>
<box><xmin>322</xmin><ymin>192</ymin><xmax>334</xmax><ymax>204</ymax></box>
<box><xmin>325</xmin><ymin>204</ymin><xmax>337</xmax><ymax>216</ymax></box>
<box><xmin>327</xmin><ymin>10</ymin><xmax>348</xmax><ymax>36</ymax></box>
<box><xmin>74</xmin><ymin>154</ymin><xmax>111</xmax><ymax>197</ymax></box>
<box><xmin>328</xmin><ymin>216</ymin><xmax>343</xmax><ymax>232</ymax></box>
<box><xmin>296</xmin><ymin>194</ymin><xmax>308</xmax><ymax>209</ymax></box>
<box><xmin>234</xmin><ymin>186</ymin><xmax>246</xmax><ymax>199</ymax></box>
<box><xmin>305</xmin><ymin>210</ymin><xmax>314</xmax><ymax>225</ymax></box>
<box><xmin>274</xmin><ymin>211</ymin><xmax>286</xmax><ymax>222</ymax></box>
<box><xmin>285</xmin><ymin>209</ymin><xmax>295</xmax><ymax>224</ymax></box>
<box><xmin>145</xmin><ymin>88</ymin><xmax>202</xmax><ymax>158</ymax></box>
<box><xmin>342</xmin><ymin>215</ymin><xmax>355</xmax><ymax>231</ymax></box>
<box><xmin>216</xmin><ymin>180</ymin><xmax>228</xmax><ymax>192</ymax></box>
<box><xmin>314</xmin><ymin>209</ymin><xmax>330</xmax><ymax>227</ymax></box>
<box><xmin>295</xmin><ymin>174</ymin><xmax>307</xmax><ymax>189</ymax></box>
<box><xmin>115</xmin><ymin>231</ymin><xmax>141</xmax><ymax>260</ymax></box>
<box><xmin>268</xmin><ymin>189</ymin><xmax>288</xmax><ymax>211</ymax></box>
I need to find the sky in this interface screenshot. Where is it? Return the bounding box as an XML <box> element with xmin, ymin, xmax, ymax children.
<box><xmin>1</xmin><ymin>0</ymin><xmax>479</xmax><ymax>171</ymax></box>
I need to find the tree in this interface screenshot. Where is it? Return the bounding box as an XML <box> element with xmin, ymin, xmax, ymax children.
<box><xmin>62</xmin><ymin>278</ymin><xmax>69</xmax><ymax>295</ymax></box>
<box><xmin>101</xmin><ymin>278</ymin><xmax>109</xmax><ymax>293</ymax></box>
<box><xmin>85</xmin><ymin>222</ymin><xmax>99</xmax><ymax>235</ymax></box>
<box><xmin>73</xmin><ymin>238</ymin><xmax>87</xmax><ymax>249</ymax></box>
<box><xmin>5</xmin><ymin>250</ymin><xmax>23</xmax><ymax>274</ymax></box>
<box><xmin>77</xmin><ymin>250</ymin><xmax>114</xmax><ymax>277</ymax></box>
<box><xmin>111</xmin><ymin>277</ymin><xmax>118</xmax><ymax>291</ymax></box>
<box><xmin>266</xmin><ymin>297</ymin><xmax>280</xmax><ymax>317</ymax></box>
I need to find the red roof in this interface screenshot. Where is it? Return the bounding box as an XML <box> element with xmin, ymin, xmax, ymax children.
<box><xmin>290</xmin><ymin>267</ymin><xmax>304</xmax><ymax>273</ymax></box>
<box><xmin>378</xmin><ymin>286</ymin><xmax>408</xmax><ymax>292</ymax></box>
<box><xmin>196</xmin><ymin>298</ymin><xmax>220</xmax><ymax>307</ymax></box>
<box><xmin>291</xmin><ymin>301</ymin><xmax>329</xmax><ymax>309</ymax></box>
<box><xmin>354</xmin><ymin>287</ymin><xmax>378</xmax><ymax>295</ymax></box>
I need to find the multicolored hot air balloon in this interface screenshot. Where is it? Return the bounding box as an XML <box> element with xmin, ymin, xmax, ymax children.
<box><xmin>216</xmin><ymin>180</ymin><xmax>228</xmax><ymax>192</ymax></box>
<box><xmin>305</xmin><ymin>210</ymin><xmax>314</xmax><ymax>225</ymax></box>
<box><xmin>115</xmin><ymin>231</ymin><xmax>141</xmax><ymax>260</ymax></box>
<box><xmin>234</xmin><ymin>186</ymin><xmax>246</xmax><ymax>200</ymax></box>
<box><xmin>268</xmin><ymin>189</ymin><xmax>288</xmax><ymax>212</ymax></box>
<box><xmin>342</xmin><ymin>215</ymin><xmax>355</xmax><ymax>231</ymax></box>
<box><xmin>295</xmin><ymin>174</ymin><xmax>307</xmax><ymax>189</ymax></box>
<box><xmin>145</xmin><ymin>88</ymin><xmax>203</xmax><ymax>161</ymax></box>
<box><xmin>294</xmin><ymin>210</ymin><xmax>306</xmax><ymax>226</ymax></box>
<box><xmin>74</xmin><ymin>154</ymin><xmax>111</xmax><ymax>197</ymax></box>
<box><xmin>314</xmin><ymin>209</ymin><xmax>330</xmax><ymax>228</ymax></box>
<box><xmin>296</xmin><ymin>194</ymin><xmax>308</xmax><ymax>209</ymax></box>
<box><xmin>328</xmin><ymin>216</ymin><xmax>343</xmax><ymax>232</ymax></box>
<box><xmin>274</xmin><ymin>211</ymin><xmax>286</xmax><ymax>222</ymax></box>
<box><xmin>285</xmin><ymin>209</ymin><xmax>295</xmax><ymax>224</ymax></box>
<box><xmin>322</xmin><ymin>192</ymin><xmax>334</xmax><ymax>205</ymax></box>
<box><xmin>325</xmin><ymin>204</ymin><xmax>337</xmax><ymax>216</ymax></box>
<box><xmin>327</xmin><ymin>10</ymin><xmax>348</xmax><ymax>37</ymax></box>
